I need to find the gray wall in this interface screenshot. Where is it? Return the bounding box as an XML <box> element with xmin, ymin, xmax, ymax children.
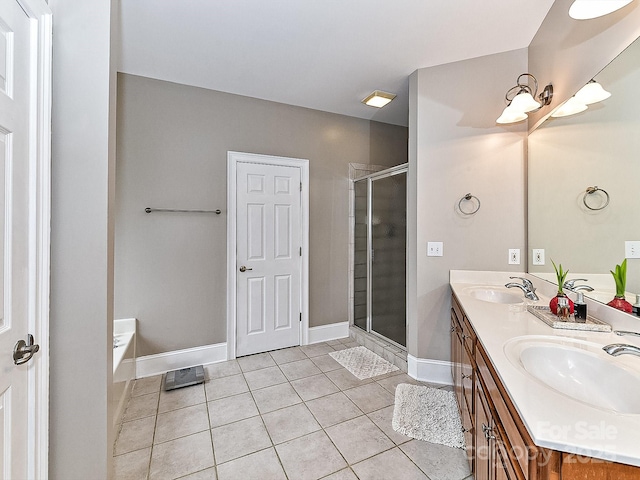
<box><xmin>115</xmin><ymin>74</ymin><xmax>407</xmax><ymax>357</ymax></box>
<box><xmin>408</xmin><ymin>49</ymin><xmax>528</xmax><ymax>361</ymax></box>
<box><xmin>49</xmin><ymin>0</ymin><xmax>117</xmax><ymax>478</ymax></box>
<box><xmin>528</xmin><ymin>0</ymin><xmax>640</xmax><ymax>130</ymax></box>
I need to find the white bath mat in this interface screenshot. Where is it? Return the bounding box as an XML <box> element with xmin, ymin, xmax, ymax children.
<box><xmin>328</xmin><ymin>346</ymin><xmax>399</xmax><ymax>380</ymax></box>
<box><xmin>392</xmin><ymin>383</ymin><xmax>465</xmax><ymax>449</ymax></box>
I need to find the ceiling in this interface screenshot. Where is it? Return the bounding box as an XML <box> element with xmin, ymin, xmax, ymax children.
<box><xmin>118</xmin><ymin>0</ymin><xmax>556</xmax><ymax>127</ymax></box>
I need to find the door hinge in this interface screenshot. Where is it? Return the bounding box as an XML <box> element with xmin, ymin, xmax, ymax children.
<box><xmin>299</xmin><ymin>247</ymin><xmax>302</xmax><ymax>256</ymax></box>
<box><xmin>300</xmin><ymin>182</ymin><xmax>302</xmax><ymax>192</ymax></box>
<box><xmin>299</xmin><ymin>313</ymin><xmax>302</xmax><ymax>322</ymax></box>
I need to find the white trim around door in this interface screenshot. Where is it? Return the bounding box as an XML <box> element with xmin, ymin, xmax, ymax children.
<box><xmin>20</xmin><ymin>0</ymin><xmax>51</xmax><ymax>477</ymax></box>
<box><xmin>227</xmin><ymin>152</ymin><xmax>309</xmax><ymax>360</ymax></box>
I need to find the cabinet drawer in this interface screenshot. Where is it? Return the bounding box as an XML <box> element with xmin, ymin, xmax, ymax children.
<box><xmin>452</xmin><ymin>294</ymin><xmax>476</xmax><ymax>356</ymax></box>
<box><xmin>461</xmin><ymin>347</ymin><xmax>474</xmax><ymax>415</ymax></box>
<box><xmin>461</xmin><ymin>314</ymin><xmax>475</xmax><ymax>357</ymax></box>
<box><xmin>477</xmin><ymin>345</ymin><xmax>536</xmax><ymax>479</ymax></box>
<box><xmin>452</xmin><ymin>293</ymin><xmax>464</xmax><ymax>326</ymax></box>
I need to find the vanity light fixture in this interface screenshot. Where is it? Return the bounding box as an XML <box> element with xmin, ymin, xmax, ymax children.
<box><xmin>551</xmin><ymin>79</ymin><xmax>611</xmax><ymax>118</ymax></box>
<box><xmin>362</xmin><ymin>90</ymin><xmax>396</xmax><ymax>108</ymax></box>
<box><xmin>574</xmin><ymin>79</ymin><xmax>611</xmax><ymax>104</ymax></box>
<box><xmin>551</xmin><ymin>96</ymin><xmax>588</xmax><ymax>118</ymax></box>
<box><xmin>496</xmin><ymin>73</ymin><xmax>553</xmax><ymax>124</ymax></box>
<box><xmin>569</xmin><ymin>0</ymin><xmax>635</xmax><ymax>19</ymax></box>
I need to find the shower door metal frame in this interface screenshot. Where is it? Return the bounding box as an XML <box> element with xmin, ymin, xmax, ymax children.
<box><xmin>356</xmin><ymin>163</ymin><xmax>408</xmax><ymax>350</ymax></box>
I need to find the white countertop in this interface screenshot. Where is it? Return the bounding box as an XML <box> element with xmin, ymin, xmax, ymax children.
<box><xmin>450</xmin><ymin>270</ymin><xmax>640</xmax><ymax>467</ymax></box>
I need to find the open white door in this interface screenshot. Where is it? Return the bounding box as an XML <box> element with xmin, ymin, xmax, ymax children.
<box><xmin>228</xmin><ymin>152</ymin><xmax>309</xmax><ymax>358</ymax></box>
<box><xmin>0</xmin><ymin>0</ymin><xmax>51</xmax><ymax>477</ymax></box>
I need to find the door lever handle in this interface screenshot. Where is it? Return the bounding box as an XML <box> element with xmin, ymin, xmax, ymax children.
<box><xmin>13</xmin><ymin>334</ymin><xmax>40</xmax><ymax>365</ymax></box>
<box><xmin>239</xmin><ymin>266</ymin><xmax>253</xmax><ymax>272</ymax></box>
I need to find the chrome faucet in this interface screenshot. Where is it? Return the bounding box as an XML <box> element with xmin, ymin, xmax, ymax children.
<box><xmin>603</xmin><ymin>343</ymin><xmax>640</xmax><ymax>358</ymax></box>
<box><xmin>505</xmin><ymin>277</ymin><xmax>539</xmax><ymax>301</ymax></box>
<box><xmin>614</xmin><ymin>331</ymin><xmax>640</xmax><ymax>338</ymax></box>
<box><xmin>563</xmin><ymin>279</ymin><xmax>594</xmax><ymax>292</ymax></box>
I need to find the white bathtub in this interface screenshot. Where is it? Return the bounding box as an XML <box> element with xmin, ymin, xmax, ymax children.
<box><xmin>112</xmin><ymin>318</ymin><xmax>136</xmax><ymax>428</ymax></box>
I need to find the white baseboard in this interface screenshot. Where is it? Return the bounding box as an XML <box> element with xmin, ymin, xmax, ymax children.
<box><xmin>136</xmin><ymin>343</ymin><xmax>227</xmax><ymax>379</ymax></box>
<box><xmin>308</xmin><ymin>321</ymin><xmax>350</xmax><ymax>344</ymax></box>
<box><xmin>407</xmin><ymin>354</ymin><xmax>453</xmax><ymax>386</ymax></box>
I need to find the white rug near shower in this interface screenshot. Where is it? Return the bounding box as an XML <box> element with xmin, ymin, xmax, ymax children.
<box><xmin>392</xmin><ymin>383</ymin><xmax>465</xmax><ymax>449</ymax></box>
<box><xmin>329</xmin><ymin>346</ymin><xmax>399</xmax><ymax>380</ymax></box>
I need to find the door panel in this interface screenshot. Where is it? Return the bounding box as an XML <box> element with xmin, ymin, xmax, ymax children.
<box><xmin>236</xmin><ymin>162</ymin><xmax>301</xmax><ymax>356</ymax></box>
<box><xmin>0</xmin><ymin>0</ymin><xmax>36</xmax><ymax>477</ymax></box>
<box><xmin>370</xmin><ymin>172</ymin><xmax>406</xmax><ymax>347</ymax></box>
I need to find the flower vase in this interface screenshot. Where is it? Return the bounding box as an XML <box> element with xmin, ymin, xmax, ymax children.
<box><xmin>607</xmin><ymin>296</ymin><xmax>633</xmax><ymax>313</ymax></box>
<box><xmin>549</xmin><ymin>294</ymin><xmax>574</xmax><ymax>315</ymax></box>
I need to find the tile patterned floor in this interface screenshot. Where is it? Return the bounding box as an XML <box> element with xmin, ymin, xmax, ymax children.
<box><xmin>113</xmin><ymin>339</ymin><xmax>473</xmax><ymax>480</ymax></box>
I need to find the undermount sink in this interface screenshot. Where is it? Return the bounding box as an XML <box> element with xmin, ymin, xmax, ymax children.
<box><xmin>462</xmin><ymin>286</ymin><xmax>523</xmax><ymax>304</ymax></box>
<box><xmin>504</xmin><ymin>336</ymin><xmax>640</xmax><ymax>414</ymax></box>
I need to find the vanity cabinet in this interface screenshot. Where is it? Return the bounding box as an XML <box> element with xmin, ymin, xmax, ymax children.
<box><xmin>451</xmin><ymin>295</ymin><xmax>474</xmax><ymax>467</ymax></box>
<box><xmin>452</xmin><ymin>293</ymin><xmax>540</xmax><ymax>480</ymax></box>
<box><xmin>451</xmin><ymin>292</ymin><xmax>640</xmax><ymax>480</ymax></box>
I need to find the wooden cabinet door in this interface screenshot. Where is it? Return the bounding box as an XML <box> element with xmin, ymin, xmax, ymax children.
<box><xmin>475</xmin><ymin>377</ymin><xmax>492</xmax><ymax>480</ymax></box>
<box><xmin>451</xmin><ymin>310</ymin><xmax>463</xmax><ymax>410</ymax></box>
<box><xmin>495</xmin><ymin>436</ymin><xmax>522</xmax><ymax>480</ymax></box>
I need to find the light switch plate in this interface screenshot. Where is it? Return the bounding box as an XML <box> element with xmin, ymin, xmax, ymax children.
<box><xmin>427</xmin><ymin>242</ymin><xmax>443</xmax><ymax>257</ymax></box>
<box><xmin>509</xmin><ymin>249</ymin><xmax>521</xmax><ymax>265</ymax></box>
<box><xmin>532</xmin><ymin>249</ymin><xmax>545</xmax><ymax>265</ymax></box>
<box><xmin>625</xmin><ymin>241</ymin><xmax>640</xmax><ymax>259</ymax></box>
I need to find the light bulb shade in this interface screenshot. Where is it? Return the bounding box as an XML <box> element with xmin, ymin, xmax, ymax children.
<box><xmin>509</xmin><ymin>91</ymin><xmax>541</xmax><ymax>113</ymax></box>
<box><xmin>569</xmin><ymin>0</ymin><xmax>634</xmax><ymax>19</ymax></box>
<box><xmin>574</xmin><ymin>80</ymin><xmax>611</xmax><ymax>104</ymax></box>
<box><xmin>496</xmin><ymin>105</ymin><xmax>528</xmax><ymax>124</ymax></box>
<box><xmin>551</xmin><ymin>97</ymin><xmax>588</xmax><ymax>118</ymax></box>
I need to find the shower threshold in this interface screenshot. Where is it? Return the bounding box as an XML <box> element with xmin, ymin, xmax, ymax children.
<box><xmin>348</xmin><ymin>326</ymin><xmax>407</xmax><ymax>373</ymax></box>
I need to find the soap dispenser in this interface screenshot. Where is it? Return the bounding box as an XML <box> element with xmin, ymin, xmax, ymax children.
<box><xmin>633</xmin><ymin>294</ymin><xmax>640</xmax><ymax>316</ymax></box>
<box><xmin>574</xmin><ymin>292</ymin><xmax>587</xmax><ymax>322</ymax></box>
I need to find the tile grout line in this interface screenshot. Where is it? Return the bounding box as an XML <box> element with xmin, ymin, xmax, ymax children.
<box><xmin>117</xmin><ymin>343</ymin><xmax>468</xmax><ymax>480</ymax></box>
<box><xmin>202</xmin><ymin>373</ymin><xmax>219</xmax><ymax>480</ymax></box>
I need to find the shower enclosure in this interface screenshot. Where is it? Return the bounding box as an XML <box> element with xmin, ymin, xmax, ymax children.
<box><xmin>353</xmin><ymin>164</ymin><xmax>407</xmax><ymax>348</ymax></box>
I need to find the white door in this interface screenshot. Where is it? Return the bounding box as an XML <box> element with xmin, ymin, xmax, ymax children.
<box><xmin>236</xmin><ymin>161</ymin><xmax>302</xmax><ymax>356</ymax></box>
<box><xmin>0</xmin><ymin>0</ymin><xmax>50</xmax><ymax>477</ymax></box>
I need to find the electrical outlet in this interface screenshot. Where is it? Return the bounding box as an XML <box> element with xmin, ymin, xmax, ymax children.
<box><xmin>508</xmin><ymin>249</ymin><xmax>520</xmax><ymax>265</ymax></box>
<box><xmin>625</xmin><ymin>241</ymin><xmax>640</xmax><ymax>259</ymax></box>
<box><xmin>427</xmin><ymin>242</ymin><xmax>443</xmax><ymax>257</ymax></box>
<box><xmin>532</xmin><ymin>248</ymin><xmax>545</xmax><ymax>265</ymax></box>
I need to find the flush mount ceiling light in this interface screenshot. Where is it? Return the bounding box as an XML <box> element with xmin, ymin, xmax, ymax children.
<box><xmin>362</xmin><ymin>90</ymin><xmax>396</xmax><ymax>108</ymax></box>
<box><xmin>574</xmin><ymin>79</ymin><xmax>611</xmax><ymax>104</ymax></box>
<box><xmin>551</xmin><ymin>96</ymin><xmax>588</xmax><ymax>118</ymax></box>
<box><xmin>496</xmin><ymin>73</ymin><xmax>553</xmax><ymax>125</ymax></box>
<box><xmin>569</xmin><ymin>0</ymin><xmax>635</xmax><ymax>19</ymax></box>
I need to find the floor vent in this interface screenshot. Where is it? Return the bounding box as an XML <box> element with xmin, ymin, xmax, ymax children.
<box><xmin>164</xmin><ymin>365</ymin><xmax>205</xmax><ymax>391</ymax></box>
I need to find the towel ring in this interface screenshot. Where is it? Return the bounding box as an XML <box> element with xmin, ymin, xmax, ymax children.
<box><xmin>583</xmin><ymin>186</ymin><xmax>610</xmax><ymax>211</ymax></box>
<box><xmin>458</xmin><ymin>193</ymin><xmax>481</xmax><ymax>215</ymax></box>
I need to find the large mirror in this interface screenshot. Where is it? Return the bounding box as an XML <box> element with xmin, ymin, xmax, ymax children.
<box><xmin>528</xmin><ymin>35</ymin><xmax>640</xmax><ymax>306</ymax></box>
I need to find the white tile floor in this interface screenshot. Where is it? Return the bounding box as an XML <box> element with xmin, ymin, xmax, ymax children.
<box><xmin>113</xmin><ymin>339</ymin><xmax>473</xmax><ymax>480</ymax></box>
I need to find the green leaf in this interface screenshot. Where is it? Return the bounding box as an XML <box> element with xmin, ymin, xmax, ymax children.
<box><xmin>610</xmin><ymin>259</ymin><xmax>627</xmax><ymax>297</ymax></box>
<box><xmin>551</xmin><ymin>259</ymin><xmax>569</xmax><ymax>294</ymax></box>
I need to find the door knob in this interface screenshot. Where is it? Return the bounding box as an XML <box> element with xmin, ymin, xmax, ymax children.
<box><xmin>239</xmin><ymin>266</ymin><xmax>253</xmax><ymax>272</ymax></box>
<box><xmin>13</xmin><ymin>334</ymin><xmax>40</xmax><ymax>365</ymax></box>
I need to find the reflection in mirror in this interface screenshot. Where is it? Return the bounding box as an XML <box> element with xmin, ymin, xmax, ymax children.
<box><xmin>528</xmin><ymin>35</ymin><xmax>640</xmax><ymax>308</ymax></box>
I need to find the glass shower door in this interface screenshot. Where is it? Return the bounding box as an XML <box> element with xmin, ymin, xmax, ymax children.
<box><xmin>370</xmin><ymin>172</ymin><xmax>406</xmax><ymax>347</ymax></box>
